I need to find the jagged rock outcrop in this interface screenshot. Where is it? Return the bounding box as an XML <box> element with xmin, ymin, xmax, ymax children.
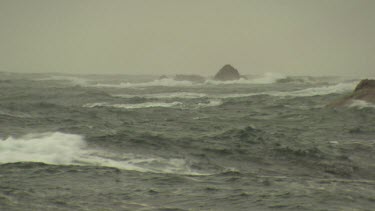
<box><xmin>174</xmin><ymin>74</ymin><xmax>205</xmax><ymax>83</ymax></box>
<box><xmin>328</xmin><ymin>79</ymin><xmax>375</xmax><ymax>107</ymax></box>
<box><xmin>354</xmin><ymin>79</ymin><xmax>375</xmax><ymax>93</ymax></box>
<box><xmin>214</xmin><ymin>64</ymin><xmax>241</xmax><ymax>81</ymax></box>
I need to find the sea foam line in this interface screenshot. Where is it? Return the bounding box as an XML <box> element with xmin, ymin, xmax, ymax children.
<box><xmin>83</xmin><ymin>101</ymin><xmax>183</xmax><ymax>109</ymax></box>
<box><xmin>109</xmin><ymin>81</ymin><xmax>358</xmax><ymax>102</ymax></box>
<box><xmin>88</xmin><ymin>73</ymin><xmax>287</xmax><ymax>88</ymax></box>
<box><xmin>34</xmin><ymin>76</ymin><xmax>90</xmax><ymax>86</ymax></box>
<box><xmin>113</xmin><ymin>92</ymin><xmax>207</xmax><ymax>99</ymax></box>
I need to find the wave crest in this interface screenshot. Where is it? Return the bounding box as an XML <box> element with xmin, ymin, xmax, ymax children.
<box><xmin>348</xmin><ymin>100</ymin><xmax>375</xmax><ymax>109</ymax></box>
<box><xmin>92</xmin><ymin>78</ymin><xmax>195</xmax><ymax>88</ymax></box>
<box><xmin>83</xmin><ymin>101</ymin><xmax>183</xmax><ymax>109</ymax></box>
<box><xmin>0</xmin><ymin>132</ymin><xmax>208</xmax><ymax>175</ymax></box>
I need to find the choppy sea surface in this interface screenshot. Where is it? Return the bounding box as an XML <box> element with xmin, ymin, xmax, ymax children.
<box><xmin>0</xmin><ymin>72</ymin><xmax>374</xmax><ymax>211</ymax></box>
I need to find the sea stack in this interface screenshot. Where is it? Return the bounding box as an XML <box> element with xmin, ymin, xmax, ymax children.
<box><xmin>328</xmin><ymin>79</ymin><xmax>375</xmax><ymax>107</ymax></box>
<box><xmin>214</xmin><ymin>64</ymin><xmax>241</xmax><ymax>81</ymax></box>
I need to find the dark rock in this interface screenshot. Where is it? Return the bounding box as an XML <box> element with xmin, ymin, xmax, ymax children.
<box><xmin>158</xmin><ymin>75</ymin><xmax>168</xmax><ymax>80</ymax></box>
<box><xmin>174</xmin><ymin>74</ymin><xmax>205</xmax><ymax>83</ymax></box>
<box><xmin>328</xmin><ymin>79</ymin><xmax>375</xmax><ymax>107</ymax></box>
<box><xmin>214</xmin><ymin>64</ymin><xmax>241</xmax><ymax>81</ymax></box>
<box><xmin>354</xmin><ymin>79</ymin><xmax>375</xmax><ymax>92</ymax></box>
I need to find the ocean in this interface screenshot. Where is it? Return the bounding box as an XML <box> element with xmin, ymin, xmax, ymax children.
<box><xmin>0</xmin><ymin>72</ymin><xmax>374</xmax><ymax>211</ymax></box>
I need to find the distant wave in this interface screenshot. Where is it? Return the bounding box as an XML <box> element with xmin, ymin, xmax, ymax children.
<box><xmin>113</xmin><ymin>92</ymin><xmax>257</xmax><ymax>100</ymax></box>
<box><xmin>204</xmin><ymin>73</ymin><xmax>287</xmax><ymax>85</ymax></box>
<box><xmin>92</xmin><ymin>78</ymin><xmax>195</xmax><ymax>88</ymax></box>
<box><xmin>108</xmin><ymin>81</ymin><xmax>357</xmax><ymax>104</ymax></box>
<box><xmin>271</xmin><ymin>81</ymin><xmax>358</xmax><ymax>97</ymax></box>
<box><xmin>113</xmin><ymin>92</ymin><xmax>207</xmax><ymax>99</ymax></box>
<box><xmin>90</xmin><ymin>73</ymin><xmax>287</xmax><ymax>88</ymax></box>
<box><xmin>247</xmin><ymin>72</ymin><xmax>287</xmax><ymax>84</ymax></box>
<box><xmin>0</xmin><ymin>132</ymin><xmax>208</xmax><ymax>175</ymax></box>
<box><xmin>213</xmin><ymin>81</ymin><xmax>358</xmax><ymax>98</ymax></box>
<box><xmin>83</xmin><ymin>99</ymin><xmax>223</xmax><ymax>109</ymax></box>
<box><xmin>197</xmin><ymin>99</ymin><xmax>223</xmax><ymax>108</ymax></box>
<box><xmin>0</xmin><ymin>109</ymin><xmax>32</xmax><ymax>118</ymax></box>
<box><xmin>83</xmin><ymin>101</ymin><xmax>183</xmax><ymax>109</ymax></box>
<box><xmin>34</xmin><ymin>76</ymin><xmax>90</xmax><ymax>86</ymax></box>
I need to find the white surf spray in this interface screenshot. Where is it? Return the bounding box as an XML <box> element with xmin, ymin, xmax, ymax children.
<box><xmin>92</xmin><ymin>78</ymin><xmax>194</xmax><ymax>88</ymax></box>
<box><xmin>0</xmin><ymin>132</ymin><xmax>87</xmax><ymax>165</ymax></box>
<box><xmin>34</xmin><ymin>76</ymin><xmax>90</xmax><ymax>86</ymax></box>
<box><xmin>94</xmin><ymin>73</ymin><xmax>286</xmax><ymax>88</ymax></box>
<box><xmin>204</xmin><ymin>78</ymin><xmax>252</xmax><ymax>85</ymax></box>
<box><xmin>83</xmin><ymin>101</ymin><xmax>183</xmax><ymax>109</ymax></box>
<box><xmin>107</xmin><ymin>81</ymin><xmax>359</xmax><ymax>104</ymax></box>
<box><xmin>247</xmin><ymin>72</ymin><xmax>287</xmax><ymax>84</ymax></box>
<box><xmin>204</xmin><ymin>73</ymin><xmax>286</xmax><ymax>85</ymax></box>
<box><xmin>0</xmin><ymin>132</ymin><xmax>208</xmax><ymax>175</ymax></box>
<box><xmin>348</xmin><ymin>100</ymin><xmax>375</xmax><ymax>109</ymax></box>
<box><xmin>197</xmin><ymin>99</ymin><xmax>223</xmax><ymax>108</ymax></box>
<box><xmin>211</xmin><ymin>81</ymin><xmax>359</xmax><ymax>99</ymax></box>
<box><xmin>113</xmin><ymin>92</ymin><xmax>207</xmax><ymax>99</ymax></box>
<box><xmin>274</xmin><ymin>81</ymin><xmax>359</xmax><ymax>97</ymax></box>
<box><xmin>213</xmin><ymin>93</ymin><xmax>261</xmax><ymax>99</ymax></box>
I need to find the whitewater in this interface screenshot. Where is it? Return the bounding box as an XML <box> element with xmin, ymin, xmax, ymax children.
<box><xmin>0</xmin><ymin>72</ymin><xmax>374</xmax><ymax>211</ymax></box>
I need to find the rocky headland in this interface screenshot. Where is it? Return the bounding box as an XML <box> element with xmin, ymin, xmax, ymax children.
<box><xmin>328</xmin><ymin>79</ymin><xmax>375</xmax><ymax>107</ymax></box>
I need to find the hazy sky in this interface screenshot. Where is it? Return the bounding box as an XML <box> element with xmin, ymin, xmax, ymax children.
<box><xmin>0</xmin><ymin>0</ymin><xmax>374</xmax><ymax>76</ymax></box>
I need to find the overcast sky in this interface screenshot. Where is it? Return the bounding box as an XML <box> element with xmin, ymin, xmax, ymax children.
<box><xmin>0</xmin><ymin>0</ymin><xmax>374</xmax><ymax>76</ymax></box>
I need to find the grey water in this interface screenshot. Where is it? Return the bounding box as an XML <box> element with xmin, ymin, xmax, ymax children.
<box><xmin>0</xmin><ymin>72</ymin><xmax>374</xmax><ymax>211</ymax></box>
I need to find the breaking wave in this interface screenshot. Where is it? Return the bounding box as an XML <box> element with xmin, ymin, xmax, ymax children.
<box><xmin>274</xmin><ymin>81</ymin><xmax>358</xmax><ymax>97</ymax></box>
<box><xmin>205</xmin><ymin>73</ymin><xmax>286</xmax><ymax>85</ymax></box>
<box><xmin>83</xmin><ymin>101</ymin><xmax>183</xmax><ymax>109</ymax></box>
<box><xmin>83</xmin><ymin>100</ymin><xmax>223</xmax><ymax>109</ymax></box>
<box><xmin>92</xmin><ymin>78</ymin><xmax>194</xmax><ymax>88</ymax></box>
<box><xmin>213</xmin><ymin>81</ymin><xmax>358</xmax><ymax>98</ymax></box>
<box><xmin>113</xmin><ymin>92</ymin><xmax>207</xmax><ymax>99</ymax></box>
<box><xmin>197</xmin><ymin>99</ymin><xmax>223</xmax><ymax>108</ymax></box>
<box><xmin>248</xmin><ymin>72</ymin><xmax>287</xmax><ymax>84</ymax></box>
<box><xmin>0</xmin><ymin>132</ymin><xmax>87</xmax><ymax>165</ymax></box>
<box><xmin>348</xmin><ymin>100</ymin><xmax>375</xmax><ymax>109</ymax></box>
<box><xmin>107</xmin><ymin>81</ymin><xmax>357</xmax><ymax>104</ymax></box>
<box><xmin>89</xmin><ymin>73</ymin><xmax>288</xmax><ymax>88</ymax></box>
<box><xmin>34</xmin><ymin>76</ymin><xmax>89</xmax><ymax>86</ymax></box>
<box><xmin>0</xmin><ymin>132</ymin><xmax>207</xmax><ymax>175</ymax></box>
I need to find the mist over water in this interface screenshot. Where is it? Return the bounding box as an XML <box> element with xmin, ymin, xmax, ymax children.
<box><xmin>1</xmin><ymin>72</ymin><xmax>374</xmax><ymax>210</ymax></box>
<box><xmin>1</xmin><ymin>0</ymin><xmax>374</xmax><ymax>210</ymax></box>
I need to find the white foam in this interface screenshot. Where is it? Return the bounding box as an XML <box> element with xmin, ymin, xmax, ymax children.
<box><xmin>0</xmin><ymin>132</ymin><xmax>208</xmax><ymax>175</ymax></box>
<box><xmin>83</xmin><ymin>101</ymin><xmax>183</xmax><ymax>109</ymax></box>
<box><xmin>113</xmin><ymin>92</ymin><xmax>207</xmax><ymax>99</ymax></box>
<box><xmin>91</xmin><ymin>73</ymin><xmax>286</xmax><ymax>88</ymax></box>
<box><xmin>92</xmin><ymin>78</ymin><xmax>194</xmax><ymax>88</ymax></box>
<box><xmin>274</xmin><ymin>81</ymin><xmax>358</xmax><ymax>97</ymax></box>
<box><xmin>0</xmin><ymin>132</ymin><xmax>86</xmax><ymax>164</ymax></box>
<box><xmin>247</xmin><ymin>72</ymin><xmax>286</xmax><ymax>84</ymax></box>
<box><xmin>34</xmin><ymin>76</ymin><xmax>89</xmax><ymax>86</ymax></box>
<box><xmin>199</xmin><ymin>81</ymin><xmax>358</xmax><ymax>99</ymax></box>
<box><xmin>348</xmin><ymin>100</ymin><xmax>375</xmax><ymax>109</ymax></box>
<box><xmin>213</xmin><ymin>93</ymin><xmax>260</xmax><ymax>99</ymax></box>
<box><xmin>0</xmin><ymin>110</ymin><xmax>32</xmax><ymax>118</ymax></box>
<box><xmin>197</xmin><ymin>99</ymin><xmax>223</xmax><ymax>108</ymax></box>
<box><xmin>204</xmin><ymin>78</ymin><xmax>252</xmax><ymax>85</ymax></box>
<box><xmin>213</xmin><ymin>81</ymin><xmax>358</xmax><ymax>99</ymax></box>
<box><xmin>204</xmin><ymin>72</ymin><xmax>286</xmax><ymax>85</ymax></box>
